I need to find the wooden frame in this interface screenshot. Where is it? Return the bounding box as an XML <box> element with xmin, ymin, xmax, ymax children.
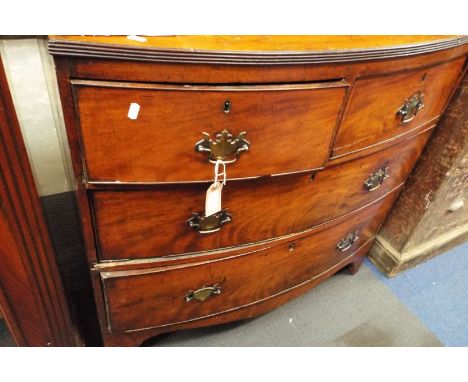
<box><xmin>0</xmin><ymin>56</ymin><xmax>79</xmax><ymax>346</ymax></box>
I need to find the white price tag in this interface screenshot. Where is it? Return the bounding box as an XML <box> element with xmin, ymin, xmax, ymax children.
<box><xmin>127</xmin><ymin>102</ymin><xmax>140</xmax><ymax>120</ymax></box>
<box><xmin>205</xmin><ymin>181</ymin><xmax>223</xmax><ymax>217</ymax></box>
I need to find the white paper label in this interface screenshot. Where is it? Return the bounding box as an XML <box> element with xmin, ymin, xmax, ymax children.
<box><xmin>205</xmin><ymin>182</ymin><xmax>223</xmax><ymax>217</ymax></box>
<box><xmin>127</xmin><ymin>103</ymin><xmax>140</xmax><ymax>120</ymax></box>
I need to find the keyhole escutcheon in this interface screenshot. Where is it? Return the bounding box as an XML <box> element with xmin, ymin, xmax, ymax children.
<box><xmin>223</xmin><ymin>100</ymin><xmax>231</xmax><ymax>114</ymax></box>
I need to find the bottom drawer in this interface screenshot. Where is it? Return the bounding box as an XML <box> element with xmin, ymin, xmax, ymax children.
<box><xmin>101</xmin><ymin>193</ymin><xmax>397</xmax><ymax>333</ymax></box>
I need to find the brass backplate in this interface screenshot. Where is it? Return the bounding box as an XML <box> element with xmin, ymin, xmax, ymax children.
<box><xmin>194</xmin><ymin>130</ymin><xmax>250</xmax><ymax>163</ymax></box>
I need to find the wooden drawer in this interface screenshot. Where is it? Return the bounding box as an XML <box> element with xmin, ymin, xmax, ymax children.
<box><xmin>73</xmin><ymin>80</ymin><xmax>348</xmax><ymax>182</ymax></box>
<box><xmin>100</xmin><ymin>194</ymin><xmax>394</xmax><ymax>333</ymax></box>
<box><xmin>332</xmin><ymin>57</ymin><xmax>465</xmax><ymax>158</ymax></box>
<box><xmin>92</xmin><ymin>129</ymin><xmax>431</xmax><ymax>261</ymax></box>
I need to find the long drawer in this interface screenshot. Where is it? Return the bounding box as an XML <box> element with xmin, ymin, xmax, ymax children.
<box><xmin>100</xmin><ymin>193</ymin><xmax>396</xmax><ymax>333</ymax></box>
<box><xmin>92</xmin><ymin>129</ymin><xmax>431</xmax><ymax>260</ymax></box>
<box><xmin>73</xmin><ymin>80</ymin><xmax>348</xmax><ymax>182</ymax></box>
<box><xmin>332</xmin><ymin>56</ymin><xmax>464</xmax><ymax>158</ymax></box>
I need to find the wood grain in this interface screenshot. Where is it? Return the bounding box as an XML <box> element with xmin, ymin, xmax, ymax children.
<box><xmin>65</xmin><ymin>46</ymin><xmax>468</xmax><ymax>86</ymax></box>
<box><xmin>99</xmin><ymin>239</ymin><xmax>374</xmax><ymax>346</ymax></box>
<box><xmin>332</xmin><ymin>56</ymin><xmax>465</xmax><ymax>157</ymax></box>
<box><xmin>0</xmin><ymin>58</ymin><xmax>78</xmax><ymax>346</ymax></box>
<box><xmin>91</xmin><ymin>130</ymin><xmax>431</xmax><ymax>260</ymax></box>
<box><xmin>74</xmin><ymin>80</ymin><xmax>347</xmax><ymax>182</ymax></box>
<box><xmin>101</xmin><ymin>193</ymin><xmax>396</xmax><ymax>334</ymax></box>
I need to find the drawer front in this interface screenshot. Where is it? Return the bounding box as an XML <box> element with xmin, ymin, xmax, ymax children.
<box><xmin>74</xmin><ymin>81</ymin><xmax>347</xmax><ymax>182</ymax></box>
<box><xmin>101</xmin><ymin>195</ymin><xmax>394</xmax><ymax>333</ymax></box>
<box><xmin>332</xmin><ymin>57</ymin><xmax>465</xmax><ymax>158</ymax></box>
<box><xmin>92</xmin><ymin>129</ymin><xmax>431</xmax><ymax>261</ymax></box>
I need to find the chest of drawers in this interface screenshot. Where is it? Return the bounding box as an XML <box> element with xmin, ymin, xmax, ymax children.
<box><xmin>49</xmin><ymin>35</ymin><xmax>468</xmax><ymax>346</ymax></box>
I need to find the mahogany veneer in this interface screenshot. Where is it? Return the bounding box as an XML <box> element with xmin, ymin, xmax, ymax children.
<box><xmin>102</xmin><ymin>193</ymin><xmax>398</xmax><ymax>334</ymax></box>
<box><xmin>49</xmin><ymin>35</ymin><xmax>468</xmax><ymax>346</ymax></box>
<box><xmin>74</xmin><ymin>80</ymin><xmax>348</xmax><ymax>182</ymax></box>
<box><xmin>92</xmin><ymin>128</ymin><xmax>432</xmax><ymax>260</ymax></box>
<box><xmin>333</xmin><ymin>57</ymin><xmax>465</xmax><ymax>158</ymax></box>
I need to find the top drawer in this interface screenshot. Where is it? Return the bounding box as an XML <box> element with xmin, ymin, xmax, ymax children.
<box><xmin>73</xmin><ymin>80</ymin><xmax>348</xmax><ymax>183</ymax></box>
<box><xmin>332</xmin><ymin>57</ymin><xmax>465</xmax><ymax>158</ymax></box>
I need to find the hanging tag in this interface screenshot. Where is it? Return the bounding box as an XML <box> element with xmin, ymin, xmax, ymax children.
<box><xmin>214</xmin><ymin>160</ymin><xmax>227</xmax><ymax>186</ymax></box>
<box><xmin>205</xmin><ymin>181</ymin><xmax>223</xmax><ymax>217</ymax></box>
<box><xmin>205</xmin><ymin>159</ymin><xmax>227</xmax><ymax>217</ymax></box>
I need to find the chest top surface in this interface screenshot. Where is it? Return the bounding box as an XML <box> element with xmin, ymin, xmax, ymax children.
<box><xmin>48</xmin><ymin>35</ymin><xmax>468</xmax><ymax>65</ymax></box>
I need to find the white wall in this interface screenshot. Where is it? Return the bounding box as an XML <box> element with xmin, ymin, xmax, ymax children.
<box><xmin>0</xmin><ymin>37</ymin><xmax>73</xmax><ymax>196</ymax></box>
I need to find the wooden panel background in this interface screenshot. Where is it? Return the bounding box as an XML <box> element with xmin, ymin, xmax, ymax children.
<box><xmin>0</xmin><ymin>56</ymin><xmax>78</xmax><ymax>346</ymax></box>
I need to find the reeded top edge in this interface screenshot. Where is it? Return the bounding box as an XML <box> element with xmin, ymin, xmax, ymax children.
<box><xmin>48</xmin><ymin>35</ymin><xmax>468</xmax><ymax>65</ymax></box>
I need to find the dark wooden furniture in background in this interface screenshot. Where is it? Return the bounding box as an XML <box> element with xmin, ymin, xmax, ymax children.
<box><xmin>370</xmin><ymin>71</ymin><xmax>468</xmax><ymax>275</ymax></box>
<box><xmin>0</xmin><ymin>57</ymin><xmax>78</xmax><ymax>346</ymax></box>
<box><xmin>49</xmin><ymin>35</ymin><xmax>468</xmax><ymax>346</ymax></box>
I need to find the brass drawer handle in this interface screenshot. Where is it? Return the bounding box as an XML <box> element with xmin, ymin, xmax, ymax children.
<box><xmin>337</xmin><ymin>230</ymin><xmax>359</xmax><ymax>252</ymax></box>
<box><xmin>364</xmin><ymin>166</ymin><xmax>390</xmax><ymax>192</ymax></box>
<box><xmin>195</xmin><ymin>129</ymin><xmax>250</xmax><ymax>163</ymax></box>
<box><xmin>187</xmin><ymin>209</ymin><xmax>232</xmax><ymax>234</ymax></box>
<box><xmin>185</xmin><ymin>284</ymin><xmax>222</xmax><ymax>302</ymax></box>
<box><xmin>397</xmin><ymin>92</ymin><xmax>424</xmax><ymax>123</ymax></box>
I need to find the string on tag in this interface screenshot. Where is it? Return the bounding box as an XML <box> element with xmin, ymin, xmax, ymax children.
<box><xmin>214</xmin><ymin>160</ymin><xmax>227</xmax><ymax>188</ymax></box>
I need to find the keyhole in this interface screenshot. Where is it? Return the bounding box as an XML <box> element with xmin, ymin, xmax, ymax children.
<box><xmin>223</xmin><ymin>100</ymin><xmax>231</xmax><ymax>114</ymax></box>
<box><xmin>289</xmin><ymin>243</ymin><xmax>296</xmax><ymax>252</ymax></box>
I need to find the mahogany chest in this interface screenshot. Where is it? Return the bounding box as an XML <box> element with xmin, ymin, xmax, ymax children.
<box><xmin>49</xmin><ymin>35</ymin><xmax>468</xmax><ymax>346</ymax></box>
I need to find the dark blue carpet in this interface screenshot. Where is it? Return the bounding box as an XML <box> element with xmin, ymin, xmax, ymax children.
<box><xmin>366</xmin><ymin>242</ymin><xmax>468</xmax><ymax>346</ymax></box>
